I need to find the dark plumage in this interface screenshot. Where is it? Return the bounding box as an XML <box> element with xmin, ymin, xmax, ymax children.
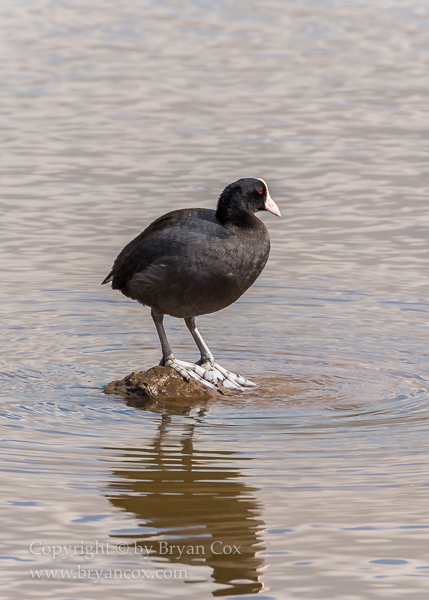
<box><xmin>102</xmin><ymin>177</ymin><xmax>280</xmax><ymax>390</ymax></box>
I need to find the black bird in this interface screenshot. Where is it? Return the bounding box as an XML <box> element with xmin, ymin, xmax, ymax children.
<box><xmin>102</xmin><ymin>178</ymin><xmax>281</xmax><ymax>390</ymax></box>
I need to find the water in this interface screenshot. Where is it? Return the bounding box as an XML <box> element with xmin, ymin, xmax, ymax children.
<box><xmin>1</xmin><ymin>0</ymin><xmax>429</xmax><ymax>597</ymax></box>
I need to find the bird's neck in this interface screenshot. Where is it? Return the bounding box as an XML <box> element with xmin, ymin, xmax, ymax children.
<box><xmin>215</xmin><ymin>206</ymin><xmax>258</xmax><ymax>228</ymax></box>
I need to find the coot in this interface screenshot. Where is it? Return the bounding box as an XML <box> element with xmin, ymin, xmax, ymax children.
<box><xmin>102</xmin><ymin>178</ymin><xmax>281</xmax><ymax>390</ymax></box>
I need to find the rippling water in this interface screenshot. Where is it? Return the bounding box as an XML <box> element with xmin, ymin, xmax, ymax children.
<box><xmin>2</xmin><ymin>0</ymin><xmax>429</xmax><ymax>598</ymax></box>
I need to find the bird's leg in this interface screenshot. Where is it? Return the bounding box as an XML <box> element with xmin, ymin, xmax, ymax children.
<box><xmin>184</xmin><ymin>317</ymin><xmax>256</xmax><ymax>390</ymax></box>
<box><xmin>184</xmin><ymin>317</ymin><xmax>214</xmax><ymax>364</ymax></box>
<box><xmin>151</xmin><ymin>310</ymin><xmax>218</xmax><ymax>391</ymax></box>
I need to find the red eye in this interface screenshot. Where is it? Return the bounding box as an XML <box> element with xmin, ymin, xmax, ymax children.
<box><xmin>258</xmin><ymin>189</ymin><xmax>263</xmax><ymax>194</ymax></box>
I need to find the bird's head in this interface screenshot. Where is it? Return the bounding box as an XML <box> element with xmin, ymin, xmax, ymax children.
<box><xmin>216</xmin><ymin>177</ymin><xmax>281</xmax><ymax>226</ymax></box>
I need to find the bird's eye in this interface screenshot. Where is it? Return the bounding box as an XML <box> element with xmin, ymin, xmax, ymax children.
<box><xmin>258</xmin><ymin>189</ymin><xmax>263</xmax><ymax>194</ymax></box>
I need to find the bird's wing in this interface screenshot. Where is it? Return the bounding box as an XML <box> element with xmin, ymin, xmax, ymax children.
<box><xmin>101</xmin><ymin>209</ymin><xmax>225</xmax><ymax>290</ymax></box>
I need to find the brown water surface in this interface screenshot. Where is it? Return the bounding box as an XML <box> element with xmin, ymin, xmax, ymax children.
<box><xmin>1</xmin><ymin>0</ymin><xmax>429</xmax><ymax>598</ymax></box>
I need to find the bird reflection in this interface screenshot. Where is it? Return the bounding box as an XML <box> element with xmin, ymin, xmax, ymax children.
<box><xmin>105</xmin><ymin>415</ymin><xmax>266</xmax><ymax>596</ymax></box>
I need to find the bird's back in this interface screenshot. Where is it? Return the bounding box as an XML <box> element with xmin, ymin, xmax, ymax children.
<box><xmin>103</xmin><ymin>207</ymin><xmax>270</xmax><ymax>318</ymax></box>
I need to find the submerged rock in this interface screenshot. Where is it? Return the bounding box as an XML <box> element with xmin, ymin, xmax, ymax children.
<box><xmin>103</xmin><ymin>366</ymin><xmax>218</xmax><ymax>402</ymax></box>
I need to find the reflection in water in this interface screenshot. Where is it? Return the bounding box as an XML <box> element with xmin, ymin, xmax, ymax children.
<box><xmin>105</xmin><ymin>416</ymin><xmax>266</xmax><ymax>596</ymax></box>
<box><xmin>119</xmin><ymin>390</ymin><xmax>214</xmax><ymax>417</ymax></box>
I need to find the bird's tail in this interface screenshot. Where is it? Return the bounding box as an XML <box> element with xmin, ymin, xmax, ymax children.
<box><xmin>101</xmin><ymin>272</ymin><xmax>113</xmax><ymax>285</ymax></box>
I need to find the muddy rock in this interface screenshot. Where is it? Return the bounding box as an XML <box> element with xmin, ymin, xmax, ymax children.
<box><xmin>103</xmin><ymin>366</ymin><xmax>218</xmax><ymax>401</ymax></box>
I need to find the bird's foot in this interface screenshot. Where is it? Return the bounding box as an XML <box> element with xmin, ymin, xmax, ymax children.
<box><xmin>197</xmin><ymin>360</ymin><xmax>257</xmax><ymax>391</ymax></box>
<box><xmin>164</xmin><ymin>357</ymin><xmax>219</xmax><ymax>392</ymax></box>
<box><xmin>161</xmin><ymin>356</ymin><xmax>255</xmax><ymax>392</ymax></box>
